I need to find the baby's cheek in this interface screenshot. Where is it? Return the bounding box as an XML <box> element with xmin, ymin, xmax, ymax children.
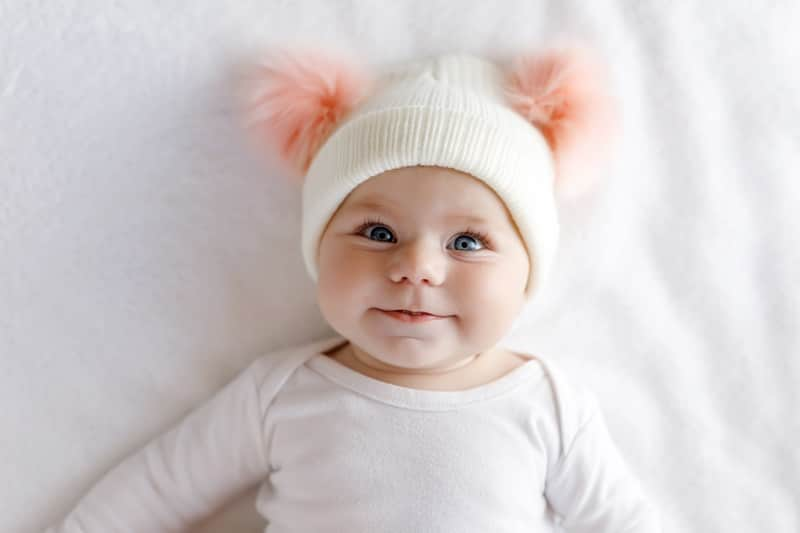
<box><xmin>319</xmin><ymin>239</ymin><xmax>352</xmax><ymax>281</ymax></box>
<box><xmin>456</xmin><ymin>269</ymin><xmax>524</xmax><ymax>333</ymax></box>
<box><xmin>326</xmin><ymin>251</ymin><xmax>369</xmax><ymax>284</ymax></box>
<box><xmin>450</xmin><ymin>263</ymin><xmax>500</xmax><ymax>298</ymax></box>
<box><xmin>318</xmin><ymin>263</ymin><xmax>352</xmax><ymax>300</ymax></box>
<box><xmin>318</xmin><ymin>252</ymin><xmax>374</xmax><ymax>308</ymax></box>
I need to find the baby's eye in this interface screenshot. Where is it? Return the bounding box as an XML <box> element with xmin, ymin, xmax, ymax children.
<box><xmin>449</xmin><ymin>233</ymin><xmax>486</xmax><ymax>251</ymax></box>
<box><xmin>355</xmin><ymin>218</ymin><xmax>490</xmax><ymax>251</ymax></box>
<box><xmin>360</xmin><ymin>222</ymin><xmax>395</xmax><ymax>243</ymax></box>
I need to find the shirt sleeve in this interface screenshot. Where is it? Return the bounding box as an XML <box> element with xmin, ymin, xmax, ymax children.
<box><xmin>45</xmin><ymin>354</ymin><xmax>278</xmax><ymax>533</ymax></box>
<box><xmin>544</xmin><ymin>391</ymin><xmax>661</xmax><ymax>533</ymax></box>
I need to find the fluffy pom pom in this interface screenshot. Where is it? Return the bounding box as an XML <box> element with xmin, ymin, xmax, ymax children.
<box><xmin>240</xmin><ymin>46</ymin><xmax>374</xmax><ymax>182</ymax></box>
<box><xmin>503</xmin><ymin>45</ymin><xmax>617</xmax><ymax>200</ymax></box>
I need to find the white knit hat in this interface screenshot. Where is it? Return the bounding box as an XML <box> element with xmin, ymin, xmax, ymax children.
<box><xmin>242</xmin><ymin>44</ymin><xmax>615</xmax><ymax>304</ymax></box>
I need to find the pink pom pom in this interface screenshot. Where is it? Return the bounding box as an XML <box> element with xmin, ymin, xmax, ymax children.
<box><xmin>503</xmin><ymin>45</ymin><xmax>617</xmax><ymax>200</ymax></box>
<box><xmin>241</xmin><ymin>46</ymin><xmax>374</xmax><ymax>182</ymax></box>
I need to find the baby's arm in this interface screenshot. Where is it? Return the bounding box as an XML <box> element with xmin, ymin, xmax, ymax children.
<box><xmin>45</xmin><ymin>354</ymin><xmax>276</xmax><ymax>533</ymax></box>
<box><xmin>544</xmin><ymin>390</ymin><xmax>661</xmax><ymax>532</ymax></box>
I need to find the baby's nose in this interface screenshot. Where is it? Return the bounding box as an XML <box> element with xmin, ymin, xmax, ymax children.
<box><xmin>388</xmin><ymin>240</ymin><xmax>446</xmax><ymax>285</ymax></box>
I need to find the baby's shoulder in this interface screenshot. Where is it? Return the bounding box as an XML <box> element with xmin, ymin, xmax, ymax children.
<box><xmin>240</xmin><ymin>337</ymin><xmax>330</xmax><ymax>395</ymax></box>
<box><xmin>524</xmin><ymin>354</ymin><xmax>601</xmax><ymax>446</ymax></box>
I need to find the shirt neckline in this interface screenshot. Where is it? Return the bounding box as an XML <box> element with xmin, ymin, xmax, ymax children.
<box><xmin>304</xmin><ymin>335</ymin><xmax>546</xmax><ymax>411</ymax></box>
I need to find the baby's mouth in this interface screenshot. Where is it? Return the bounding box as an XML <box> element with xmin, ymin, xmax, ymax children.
<box><xmin>375</xmin><ymin>308</ymin><xmax>453</xmax><ymax>321</ymax></box>
<box><xmin>393</xmin><ymin>310</ymin><xmax>432</xmax><ymax>316</ymax></box>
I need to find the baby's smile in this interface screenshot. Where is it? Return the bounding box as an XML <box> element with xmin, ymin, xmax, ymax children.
<box><xmin>374</xmin><ymin>307</ymin><xmax>454</xmax><ymax>323</ymax></box>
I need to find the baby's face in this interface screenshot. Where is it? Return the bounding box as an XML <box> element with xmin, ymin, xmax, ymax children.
<box><xmin>316</xmin><ymin>165</ymin><xmax>530</xmax><ymax>371</ymax></box>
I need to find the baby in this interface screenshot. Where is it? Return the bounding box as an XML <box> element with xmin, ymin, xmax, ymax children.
<box><xmin>46</xmin><ymin>44</ymin><xmax>660</xmax><ymax>532</ymax></box>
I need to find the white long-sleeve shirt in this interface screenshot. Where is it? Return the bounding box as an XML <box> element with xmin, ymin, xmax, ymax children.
<box><xmin>46</xmin><ymin>335</ymin><xmax>660</xmax><ymax>532</ymax></box>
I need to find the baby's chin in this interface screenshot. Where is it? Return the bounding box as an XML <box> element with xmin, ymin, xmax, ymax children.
<box><xmin>352</xmin><ymin>333</ymin><xmax>465</xmax><ymax>370</ymax></box>
<box><xmin>359</xmin><ymin>320</ymin><xmax>453</xmax><ymax>352</ymax></box>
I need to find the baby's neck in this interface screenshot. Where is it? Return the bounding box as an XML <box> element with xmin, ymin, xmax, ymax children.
<box><xmin>324</xmin><ymin>342</ymin><xmax>531</xmax><ymax>391</ymax></box>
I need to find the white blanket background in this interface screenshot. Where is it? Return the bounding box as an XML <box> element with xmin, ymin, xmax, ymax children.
<box><xmin>2</xmin><ymin>2</ymin><xmax>798</xmax><ymax>532</ymax></box>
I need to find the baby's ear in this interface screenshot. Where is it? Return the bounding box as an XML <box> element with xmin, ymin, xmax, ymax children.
<box><xmin>501</xmin><ymin>44</ymin><xmax>618</xmax><ymax>201</ymax></box>
<box><xmin>238</xmin><ymin>44</ymin><xmax>375</xmax><ymax>183</ymax></box>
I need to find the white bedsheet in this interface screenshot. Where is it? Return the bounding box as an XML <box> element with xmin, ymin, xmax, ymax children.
<box><xmin>2</xmin><ymin>1</ymin><xmax>798</xmax><ymax>532</ymax></box>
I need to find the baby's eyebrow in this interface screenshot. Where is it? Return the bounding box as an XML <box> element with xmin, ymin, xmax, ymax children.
<box><xmin>347</xmin><ymin>200</ymin><xmax>490</xmax><ymax>225</ymax></box>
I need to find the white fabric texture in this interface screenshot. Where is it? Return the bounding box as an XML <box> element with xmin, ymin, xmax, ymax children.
<box><xmin>44</xmin><ymin>336</ymin><xmax>659</xmax><ymax>533</ymax></box>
